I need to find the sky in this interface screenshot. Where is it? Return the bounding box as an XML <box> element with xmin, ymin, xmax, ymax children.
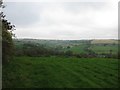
<box><xmin>3</xmin><ymin>0</ymin><xmax>119</xmax><ymax>40</ymax></box>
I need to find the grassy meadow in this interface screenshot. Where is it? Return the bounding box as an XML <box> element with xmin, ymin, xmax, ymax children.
<box><xmin>3</xmin><ymin>56</ymin><xmax>118</xmax><ymax>88</ymax></box>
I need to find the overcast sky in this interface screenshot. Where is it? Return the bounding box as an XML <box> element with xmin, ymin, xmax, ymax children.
<box><xmin>4</xmin><ymin>0</ymin><xmax>118</xmax><ymax>40</ymax></box>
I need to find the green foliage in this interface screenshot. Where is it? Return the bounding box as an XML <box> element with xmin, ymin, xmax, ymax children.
<box><xmin>0</xmin><ymin>1</ymin><xmax>15</xmax><ymax>64</ymax></box>
<box><xmin>65</xmin><ymin>50</ymin><xmax>73</xmax><ymax>56</ymax></box>
<box><xmin>2</xmin><ymin>20</ymin><xmax>14</xmax><ymax>64</ymax></box>
<box><xmin>3</xmin><ymin>56</ymin><xmax>118</xmax><ymax>88</ymax></box>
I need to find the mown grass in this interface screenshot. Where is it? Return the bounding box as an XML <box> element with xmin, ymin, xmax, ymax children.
<box><xmin>2</xmin><ymin>56</ymin><xmax>118</xmax><ymax>88</ymax></box>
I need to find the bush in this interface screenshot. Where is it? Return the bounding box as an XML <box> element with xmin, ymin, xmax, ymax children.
<box><xmin>65</xmin><ymin>50</ymin><xmax>73</xmax><ymax>56</ymax></box>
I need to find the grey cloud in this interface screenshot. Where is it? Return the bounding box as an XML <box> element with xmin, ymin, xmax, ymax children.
<box><xmin>4</xmin><ymin>1</ymin><xmax>118</xmax><ymax>40</ymax></box>
<box><xmin>4</xmin><ymin>2</ymin><xmax>41</xmax><ymax>27</ymax></box>
<box><xmin>63</xmin><ymin>2</ymin><xmax>107</xmax><ymax>13</ymax></box>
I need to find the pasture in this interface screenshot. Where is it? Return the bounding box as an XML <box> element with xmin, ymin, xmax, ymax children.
<box><xmin>90</xmin><ymin>44</ymin><xmax>118</xmax><ymax>54</ymax></box>
<box><xmin>62</xmin><ymin>44</ymin><xmax>88</xmax><ymax>54</ymax></box>
<box><xmin>3</xmin><ymin>56</ymin><xmax>118</xmax><ymax>88</ymax></box>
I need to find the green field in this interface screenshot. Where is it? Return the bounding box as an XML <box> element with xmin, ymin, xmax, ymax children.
<box><xmin>3</xmin><ymin>56</ymin><xmax>118</xmax><ymax>88</ymax></box>
<box><xmin>62</xmin><ymin>44</ymin><xmax>88</xmax><ymax>54</ymax></box>
<box><xmin>90</xmin><ymin>45</ymin><xmax>118</xmax><ymax>54</ymax></box>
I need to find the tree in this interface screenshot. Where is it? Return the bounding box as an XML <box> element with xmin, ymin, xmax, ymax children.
<box><xmin>109</xmin><ymin>49</ymin><xmax>113</xmax><ymax>55</ymax></box>
<box><xmin>0</xmin><ymin>0</ymin><xmax>15</xmax><ymax>64</ymax></box>
<box><xmin>65</xmin><ymin>50</ymin><xmax>73</xmax><ymax>56</ymax></box>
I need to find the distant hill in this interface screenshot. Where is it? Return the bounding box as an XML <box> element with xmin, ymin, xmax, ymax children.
<box><xmin>14</xmin><ymin>38</ymin><xmax>119</xmax><ymax>45</ymax></box>
<box><xmin>91</xmin><ymin>39</ymin><xmax>119</xmax><ymax>44</ymax></box>
<box><xmin>13</xmin><ymin>38</ymin><xmax>118</xmax><ymax>57</ymax></box>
